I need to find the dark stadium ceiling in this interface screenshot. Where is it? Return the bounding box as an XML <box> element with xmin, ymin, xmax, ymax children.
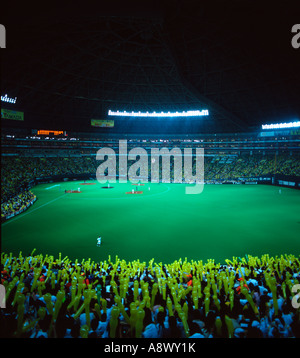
<box><xmin>1</xmin><ymin>0</ymin><xmax>300</xmax><ymax>134</ymax></box>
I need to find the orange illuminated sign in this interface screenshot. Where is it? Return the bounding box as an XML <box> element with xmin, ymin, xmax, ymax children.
<box><xmin>37</xmin><ymin>130</ymin><xmax>66</xmax><ymax>136</ymax></box>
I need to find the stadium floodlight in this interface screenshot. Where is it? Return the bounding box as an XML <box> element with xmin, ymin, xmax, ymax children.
<box><xmin>108</xmin><ymin>109</ymin><xmax>209</xmax><ymax>117</ymax></box>
<box><xmin>1</xmin><ymin>94</ymin><xmax>17</xmax><ymax>104</ymax></box>
<box><xmin>262</xmin><ymin>121</ymin><xmax>300</xmax><ymax>130</ymax></box>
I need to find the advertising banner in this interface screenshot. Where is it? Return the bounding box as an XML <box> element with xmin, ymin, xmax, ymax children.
<box><xmin>91</xmin><ymin>119</ymin><xmax>114</xmax><ymax>128</ymax></box>
<box><xmin>1</xmin><ymin>108</ymin><xmax>24</xmax><ymax>121</ymax></box>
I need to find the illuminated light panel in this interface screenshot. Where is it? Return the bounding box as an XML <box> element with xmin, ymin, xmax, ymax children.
<box><xmin>262</xmin><ymin>121</ymin><xmax>300</xmax><ymax>130</ymax></box>
<box><xmin>1</xmin><ymin>94</ymin><xmax>17</xmax><ymax>104</ymax></box>
<box><xmin>108</xmin><ymin>109</ymin><xmax>209</xmax><ymax>117</ymax></box>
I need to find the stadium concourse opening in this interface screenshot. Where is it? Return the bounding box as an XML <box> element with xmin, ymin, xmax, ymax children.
<box><xmin>1</xmin><ymin>0</ymin><xmax>300</xmax><ymax>341</ymax></box>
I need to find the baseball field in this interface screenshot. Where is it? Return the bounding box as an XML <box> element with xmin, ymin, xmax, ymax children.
<box><xmin>2</xmin><ymin>181</ymin><xmax>300</xmax><ymax>264</ymax></box>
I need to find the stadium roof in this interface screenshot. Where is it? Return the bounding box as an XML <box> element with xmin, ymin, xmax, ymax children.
<box><xmin>1</xmin><ymin>0</ymin><xmax>300</xmax><ymax>134</ymax></box>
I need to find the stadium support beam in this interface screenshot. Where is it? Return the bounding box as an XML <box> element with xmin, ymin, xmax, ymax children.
<box><xmin>163</xmin><ymin>30</ymin><xmax>247</xmax><ymax>131</ymax></box>
<box><xmin>180</xmin><ymin>77</ymin><xmax>247</xmax><ymax>131</ymax></box>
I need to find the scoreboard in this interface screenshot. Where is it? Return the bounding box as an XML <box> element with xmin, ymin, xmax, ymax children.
<box><xmin>31</xmin><ymin>129</ymin><xmax>67</xmax><ymax>136</ymax></box>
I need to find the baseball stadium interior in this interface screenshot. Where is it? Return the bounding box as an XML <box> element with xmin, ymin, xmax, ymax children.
<box><xmin>1</xmin><ymin>0</ymin><xmax>300</xmax><ymax>341</ymax></box>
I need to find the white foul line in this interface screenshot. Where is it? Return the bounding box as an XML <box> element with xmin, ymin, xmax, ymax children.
<box><xmin>45</xmin><ymin>184</ymin><xmax>60</xmax><ymax>190</ymax></box>
<box><xmin>2</xmin><ymin>194</ymin><xmax>66</xmax><ymax>226</ymax></box>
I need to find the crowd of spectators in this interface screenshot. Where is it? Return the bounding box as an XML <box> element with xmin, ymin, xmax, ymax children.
<box><xmin>203</xmin><ymin>154</ymin><xmax>300</xmax><ymax>182</ymax></box>
<box><xmin>1</xmin><ymin>157</ymin><xmax>96</xmax><ymax>203</ymax></box>
<box><xmin>1</xmin><ymin>190</ymin><xmax>36</xmax><ymax>221</ymax></box>
<box><xmin>1</xmin><ymin>251</ymin><xmax>299</xmax><ymax>338</ymax></box>
<box><xmin>1</xmin><ymin>153</ymin><xmax>299</xmax><ymax>219</ymax></box>
<box><xmin>2</xmin><ymin>154</ymin><xmax>300</xmax><ymax>196</ymax></box>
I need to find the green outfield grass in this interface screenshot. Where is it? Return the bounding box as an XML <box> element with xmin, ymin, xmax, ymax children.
<box><xmin>2</xmin><ymin>181</ymin><xmax>300</xmax><ymax>264</ymax></box>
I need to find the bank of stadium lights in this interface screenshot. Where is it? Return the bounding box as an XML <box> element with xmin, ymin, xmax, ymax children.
<box><xmin>108</xmin><ymin>109</ymin><xmax>209</xmax><ymax>117</ymax></box>
<box><xmin>1</xmin><ymin>94</ymin><xmax>17</xmax><ymax>104</ymax></box>
<box><xmin>262</xmin><ymin>121</ymin><xmax>300</xmax><ymax>130</ymax></box>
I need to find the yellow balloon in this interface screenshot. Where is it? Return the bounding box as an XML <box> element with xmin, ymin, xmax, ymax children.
<box><xmin>80</xmin><ymin>324</ymin><xmax>89</xmax><ymax>338</ymax></box>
